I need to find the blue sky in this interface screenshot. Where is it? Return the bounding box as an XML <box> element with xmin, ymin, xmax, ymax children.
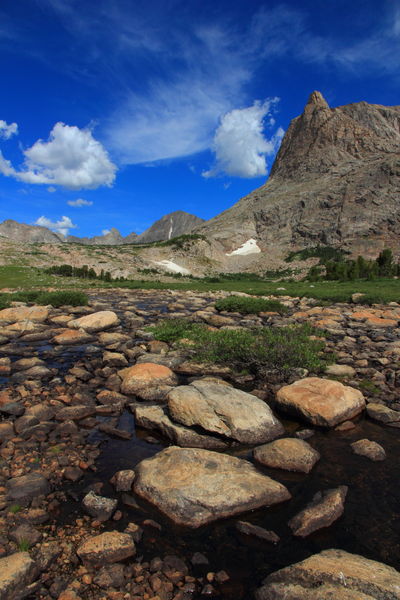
<box><xmin>0</xmin><ymin>0</ymin><xmax>399</xmax><ymax>237</ymax></box>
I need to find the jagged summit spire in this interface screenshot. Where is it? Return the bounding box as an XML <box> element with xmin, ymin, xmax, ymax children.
<box><xmin>306</xmin><ymin>90</ymin><xmax>329</xmax><ymax>109</ymax></box>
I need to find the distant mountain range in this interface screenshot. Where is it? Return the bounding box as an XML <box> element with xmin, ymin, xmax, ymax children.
<box><xmin>0</xmin><ymin>210</ymin><xmax>205</xmax><ymax>246</ymax></box>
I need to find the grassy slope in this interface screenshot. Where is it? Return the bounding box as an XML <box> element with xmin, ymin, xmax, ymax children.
<box><xmin>0</xmin><ymin>265</ymin><xmax>399</xmax><ymax>302</ymax></box>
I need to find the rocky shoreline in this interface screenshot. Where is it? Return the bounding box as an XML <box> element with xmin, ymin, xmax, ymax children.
<box><xmin>0</xmin><ymin>288</ymin><xmax>400</xmax><ymax>599</ymax></box>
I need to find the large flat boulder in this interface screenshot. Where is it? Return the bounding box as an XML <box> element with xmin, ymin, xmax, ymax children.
<box><xmin>134</xmin><ymin>446</ymin><xmax>291</xmax><ymax>527</ymax></box>
<box><xmin>0</xmin><ymin>306</ymin><xmax>48</xmax><ymax>323</ymax></box>
<box><xmin>68</xmin><ymin>310</ymin><xmax>119</xmax><ymax>333</ymax></box>
<box><xmin>134</xmin><ymin>404</ymin><xmax>230</xmax><ymax>449</ymax></box>
<box><xmin>0</xmin><ymin>552</ymin><xmax>38</xmax><ymax>600</ymax></box>
<box><xmin>120</xmin><ymin>363</ymin><xmax>178</xmax><ymax>400</ymax></box>
<box><xmin>275</xmin><ymin>377</ymin><xmax>365</xmax><ymax>427</ymax></box>
<box><xmin>167</xmin><ymin>380</ymin><xmax>284</xmax><ymax>444</ymax></box>
<box><xmin>7</xmin><ymin>473</ymin><xmax>50</xmax><ymax>502</ymax></box>
<box><xmin>256</xmin><ymin>549</ymin><xmax>400</xmax><ymax>600</ymax></box>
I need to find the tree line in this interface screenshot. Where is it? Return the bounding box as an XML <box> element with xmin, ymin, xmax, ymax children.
<box><xmin>307</xmin><ymin>249</ymin><xmax>400</xmax><ymax>281</ymax></box>
<box><xmin>45</xmin><ymin>264</ymin><xmax>126</xmax><ymax>282</ymax></box>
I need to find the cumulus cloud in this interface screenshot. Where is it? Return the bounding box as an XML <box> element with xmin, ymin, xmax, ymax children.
<box><xmin>67</xmin><ymin>198</ymin><xmax>93</xmax><ymax>207</ymax></box>
<box><xmin>102</xmin><ymin>229</ymin><xmax>110</xmax><ymax>235</ymax></box>
<box><xmin>0</xmin><ymin>123</ymin><xmax>117</xmax><ymax>189</ymax></box>
<box><xmin>203</xmin><ymin>100</ymin><xmax>284</xmax><ymax>178</ymax></box>
<box><xmin>0</xmin><ymin>120</ymin><xmax>18</xmax><ymax>139</ymax></box>
<box><xmin>35</xmin><ymin>215</ymin><xmax>77</xmax><ymax>237</ymax></box>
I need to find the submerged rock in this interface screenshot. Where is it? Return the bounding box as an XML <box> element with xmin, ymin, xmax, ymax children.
<box><xmin>167</xmin><ymin>379</ymin><xmax>284</xmax><ymax>444</ymax></box>
<box><xmin>276</xmin><ymin>377</ymin><xmax>365</xmax><ymax>427</ymax></box>
<box><xmin>134</xmin><ymin>446</ymin><xmax>291</xmax><ymax>527</ymax></box>
<box><xmin>255</xmin><ymin>548</ymin><xmax>400</xmax><ymax>599</ymax></box>
<box><xmin>288</xmin><ymin>486</ymin><xmax>348</xmax><ymax>537</ymax></box>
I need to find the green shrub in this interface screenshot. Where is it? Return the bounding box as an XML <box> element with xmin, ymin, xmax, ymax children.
<box><xmin>147</xmin><ymin>318</ymin><xmax>205</xmax><ymax>343</ymax></box>
<box><xmin>215</xmin><ymin>296</ymin><xmax>288</xmax><ymax>315</ymax></box>
<box><xmin>17</xmin><ymin>539</ymin><xmax>30</xmax><ymax>552</ymax></box>
<box><xmin>36</xmin><ymin>290</ymin><xmax>88</xmax><ymax>307</ymax></box>
<box><xmin>286</xmin><ymin>246</ymin><xmax>349</xmax><ymax>263</ymax></box>
<box><xmin>149</xmin><ymin>319</ymin><xmax>330</xmax><ymax>375</ymax></box>
<box><xmin>8</xmin><ymin>504</ymin><xmax>22</xmax><ymax>514</ymax></box>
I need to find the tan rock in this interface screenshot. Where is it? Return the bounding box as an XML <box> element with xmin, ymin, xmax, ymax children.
<box><xmin>351</xmin><ymin>439</ymin><xmax>386</xmax><ymax>461</ymax></box>
<box><xmin>256</xmin><ymin>548</ymin><xmax>400</xmax><ymax>600</ymax></box>
<box><xmin>275</xmin><ymin>377</ymin><xmax>365</xmax><ymax>427</ymax></box>
<box><xmin>53</xmin><ymin>329</ymin><xmax>94</xmax><ymax>345</ymax></box>
<box><xmin>134</xmin><ymin>446</ymin><xmax>291</xmax><ymax>528</ymax></box>
<box><xmin>366</xmin><ymin>403</ymin><xmax>400</xmax><ymax>427</ymax></box>
<box><xmin>0</xmin><ymin>305</ymin><xmax>48</xmax><ymax>323</ymax></box>
<box><xmin>325</xmin><ymin>364</ymin><xmax>356</xmax><ymax>377</ymax></box>
<box><xmin>167</xmin><ymin>380</ymin><xmax>284</xmax><ymax>444</ymax></box>
<box><xmin>77</xmin><ymin>531</ymin><xmax>135</xmax><ymax>565</ymax></box>
<box><xmin>68</xmin><ymin>310</ymin><xmax>119</xmax><ymax>333</ymax></box>
<box><xmin>288</xmin><ymin>486</ymin><xmax>347</xmax><ymax>537</ymax></box>
<box><xmin>254</xmin><ymin>438</ymin><xmax>320</xmax><ymax>473</ymax></box>
<box><xmin>119</xmin><ymin>362</ymin><xmax>178</xmax><ymax>400</ymax></box>
<box><xmin>0</xmin><ymin>552</ymin><xmax>38</xmax><ymax>600</ymax></box>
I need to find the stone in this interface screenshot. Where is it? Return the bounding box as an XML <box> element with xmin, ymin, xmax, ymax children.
<box><xmin>275</xmin><ymin>377</ymin><xmax>365</xmax><ymax>427</ymax></box>
<box><xmin>167</xmin><ymin>380</ymin><xmax>284</xmax><ymax>444</ymax></box>
<box><xmin>288</xmin><ymin>486</ymin><xmax>348</xmax><ymax>537</ymax></box>
<box><xmin>119</xmin><ymin>362</ymin><xmax>178</xmax><ymax>400</ymax></box>
<box><xmin>7</xmin><ymin>473</ymin><xmax>50</xmax><ymax>502</ymax></box>
<box><xmin>134</xmin><ymin>446</ymin><xmax>291</xmax><ymax>528</ymax></box>
<box><xmin>55</xmin><ymin>405</ymin><xmax>96</xmax><ymax>421</ymax></box>
<box><xmin>77</xmin><ymin>531</ymin><xmax>135</xmax><ymax>565</ymax></box>
<box><xmin>110</xmin><ymin>470</ymin><xmax>136</xmax><ymax>492</ymax></box>
<box><xmin>102</xmin><ymin>351</ymin><xmax>128</xmax><ymax>367</ymax></box>
<box><xmin>53</xmin><ymin>329</ymin><xmax>94</xmax><ymax>345</ymax></box>
<box><xmin>10</xmin><ymin>523</ymin><xmax>42</xmax><ymax>546</ymax></box>
<box><xmin>0</xmin><ymin>422</ymin><xmax>14</xmax><ymax>440</ymax></box>
<box><xmin>0</xmin><ymin>305</ymin><xmax>48</xmax><ymax>323</ymax></box>
<box><xmin>68</xmin><ymin>310</ymin><xmax>119</xmax><ymax>333</ymax></box>
<box><xmin>366</xmin><ymin>403</ymin><xmax>400</xmax><ymax>427</ymax></box>
<box><xmin>253</xmin><ymin>438</ymin><xmax>320</xmax><ymax>473</ymax></box>
<box><xmin>134</xmin><ymin>404</ymin><xmax>230</xmax><ymax>449</ymax></box>
<box><xmin>82</xmin><ymin>491</ymin><xmax>118</xmax><ymax>521</ymax></box>
<box><xmin>351</xmin><ymin>439</ymin><xmax>386</xmax><ymax>461</ymax></box>
<box><xmin>97</xmin><ymin>390</ymin><xmax>128</xmax><ymax>405</ymax></box>
<box><xmin>236</xmin><ymin>521</ymin><xmax>280</xmax><ymax>543</ymax></box>
<box><xmin>325</xmin><ymin>364</ymin><xmax>356</xmax><ymax>377</ymax></box>
<box><xmin>0</xmin><ymin>552</ymin><xmax>38</xmax><ymax>600</ymax></box>
<box><xmin>255</xmin><ymin>548</ymin><xmax>400</xmax><ymax>600</ymax></box>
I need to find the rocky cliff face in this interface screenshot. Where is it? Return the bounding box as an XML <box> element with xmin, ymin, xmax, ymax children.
<box><xmin>136</xmin><ymin>211</ymin><xmax>205</xmax><ymax>244</ymax></box>
<box><xmin>67</xmin><ymin>228</ymin><xmax>125</xmax><ymax>245</ymax></box>
<box><xmin>197</xmin><ymin>92</ymin><xmax>400</xmax><ymax>261</ymax></box>
<box><xmin>0</xmin><ymin>219</ymin><xmax>64</xmax><ymax>244</ymax></box>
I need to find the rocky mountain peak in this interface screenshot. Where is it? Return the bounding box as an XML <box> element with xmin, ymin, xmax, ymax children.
<box><xmin>305</xmin><ymin>90</ymin><xmax>329</xmax><ymax>110</ymax></box>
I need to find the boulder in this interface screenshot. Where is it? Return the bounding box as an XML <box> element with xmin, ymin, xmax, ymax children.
<box><xmin>254</xmin><ymin>438</ymin><xmax>320</xmax><ymax>473</ymax></box>
<box><xmin>7</xmin><ymin>473</ymin><xmax>50</xmax><ymax>502</ymax></box>
<box><xmin>351</xmin><ymin>439</ymin><xmax>386</xmax><ymax>461</ymax></box>
<box><xmin>366</xmin><ymin>403</ymin><xmax>400</xmax><ymax>427</ymax></box>
<box><xmin>53</xmin><ymin>329</ymin><xmax>94</xmax><ymax>345</ymax></box>
<box><xmin>255</xmin><ymin>548</ymin><xmax>400</xmax><ymax>600</ymax></box>
<box><xmin>275</xmin><ymin>377</ymin><xmax>365</xmax><ymax>427</ymax></box>
<box><xmin>77</xmin><ymin>531</ymin><xmax>135</xmax><ymax>565</ymax></box>
<box><xmin>110</xmin><ymin>470</ymin><xmax>136</xmax><ymax>492</ymax></box>
<box><xmin>0</xmin><ymin>552</ymin><xmax>38</xmax><ymax>600</ymax></box>
<box><xmin>82</xmin><ymin>491</ymin><xmax>117</xmax><ymax>521</ymax></box>
<box><xmin>134</xmin><ymin>404</ymin><xmax>230</xmax><ymax>449</ymax></box>
<box><xmin>167</xmin><ymin>380</ymin><xmax>284</xmax><ymax>444</ymax></box>
<box><xmin>134</xmin><ymin>446</ymin><xmax>291</xmax><ymax>528</ymax></box>
<box><xmin>288</xmin><ymin>486</ymin><xmax>348</xmax><ymax>537</ymax></box>
<box><xmin>68</xmin><ymin>310</ymin><xmax>119</xmax><ymax>333</ymax></box>
<box><xmin>0</xmin><ymin>306</ymin><xmax>48</xmax><ymax>323</ymax></box>
<box><xmin>119</xmin><ymin>363</ymin><xmax>178</xmax><ymax>400</ymax></box>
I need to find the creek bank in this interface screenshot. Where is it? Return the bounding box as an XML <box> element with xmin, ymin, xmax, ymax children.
<box><xmin>0</xmin><ymin>288</ymin><xmax>399</xmax><ymax>599</ymax></box>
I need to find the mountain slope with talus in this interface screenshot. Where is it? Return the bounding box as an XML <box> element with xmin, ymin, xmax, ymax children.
<box><xmin>196</xmin><ymin>91</ymin><xmax>400</xmax><ymax>264</ymax></box>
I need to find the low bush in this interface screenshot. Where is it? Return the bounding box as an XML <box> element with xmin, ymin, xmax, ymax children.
<box><xmin>35</xmin><ymin>290</ymin><xmax>88</xmax><ymax>307</ymax></box>
<box><xmin>149</xmin><ymin>319</ymin><xmax>329</xmax><ymax>375</ymax></box>
<box><xmin>215</xmin><ymin>295</ymin><xmax>288</xmax><ymax>315</ymax></box>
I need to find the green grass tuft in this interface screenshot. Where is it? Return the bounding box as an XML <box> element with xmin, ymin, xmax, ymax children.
<box><xmin>215</xmin><ymin>295</ymin><xmax>288</xmax><ymax>315</ymax></box>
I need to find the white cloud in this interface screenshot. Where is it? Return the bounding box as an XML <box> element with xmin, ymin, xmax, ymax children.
<box><xmin>67</xmin><ymin>198</ymin><xmax>93</xmax><ymax>207</ymax></box>
<box><xmin>102</xmin><ymin>229</ymin><xmax>110</xmax><ymax>235</ymax></box>
<box><xmin>203</xmin><ymin>101</ymin><xmax>284</xmax><ymax>178</ymax></box>
<box><xmin>47</xmin><ymin>186</ymin><xmax>56</xmax><ymax>193</ymax></box>
<box><xmin>35</xmin><ymin>215</ymin><xmax>77</xmax><ymax>237</ymax></box>
<box><xmin>0</xmin><ymin>120</ymin><xmax>18</xmax><ymax>139</ymax></box>
<box><xmin>0</xmin><ymin>123</ymin><xmax>117</xmax><ymax>189</ymax></box>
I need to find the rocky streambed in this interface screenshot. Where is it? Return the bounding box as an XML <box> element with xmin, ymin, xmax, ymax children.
<box><xmin>0</xmin><ymin>289</ymin><xmax>400</xmax><ymax>599</ymax></box>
